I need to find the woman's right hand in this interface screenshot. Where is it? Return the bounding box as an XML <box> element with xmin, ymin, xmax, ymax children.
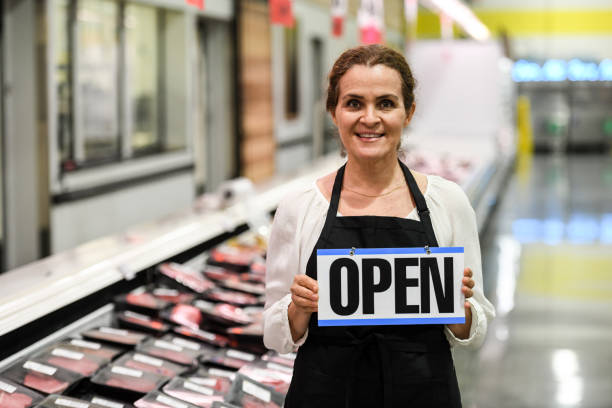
<box><xmin>290</xmin><ymin>274</ymin><xmax>319</xmax><ymax>313</ymax></box>
<box><xmin>288</xmin><ymin>274</ymin><xmax>318</xmax><ymax>342</ymax></box>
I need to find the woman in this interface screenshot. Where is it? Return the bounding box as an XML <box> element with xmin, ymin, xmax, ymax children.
<box><xmin>263</xmin><ymin>45</ymin><xmax>495</xmax><ymax>407</ymax></box>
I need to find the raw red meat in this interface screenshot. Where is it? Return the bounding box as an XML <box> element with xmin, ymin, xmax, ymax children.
<box><xmin>241</xmin><ymin>395</ymin><xmax>280</xmax><ymax>408</ymax></box>
<box><xmin>164</xmin><ymin>389</ymin><xmax>223</xmax><ymax>408</ymax></box>
<box><xmin>145</xmin><ymin>348</ymin><xmax>193</xmax><ymax>366</ymax></box>
<box><xmin>126</xmin><ymin>293</ymin><xmax>168</xmax><ymax>310</ymax></box>
<box><xmin>106</xmin><ymin>376</ymin><xmax>157</xmax><ymax>393</ymax></box>
<box><xmin>158</xmin><ymin>263</ymin><xmax>214</xmax><ymax>293</ymax></box>
<box><xmin>23</xmin><ymin>372</ymin><xmax>68</xmax><ymax>394</ymax></box>
<box><xmin>168</xmin><ymin>304</ymin><xmax>202</xmax><ymax>330</ymax></box>
<box><xmin>124</xmin><ymin>359</ymin><xmax>177</xmax><ymax>377</ymax></box>
<box><xmin>153</xmin><ymin>288</ymin><xmax>195</xmax><ymax>304</ymax></box>
<box><xmin>0</xmin><ymin>392</ymin><xmax>33</xmax><ymax>408</ymax></box>
<box><xmin>214</xmin><ymin>304</ymin><xmax>252</xmax><ymax>325</ymax></box>
<box><xmin>174</xmin><ymin>326</ymin><xmax>229</xmax><ymax>348</ymax></box>
<box><xmin>204</xmin><ymin>289</ymin><xmax>258</xmax><ymax>307</ymax></box>
<box><xmin>46</xmin><ymin>356</ymin><xmax>99</xmax><ymax>376</ymax></box>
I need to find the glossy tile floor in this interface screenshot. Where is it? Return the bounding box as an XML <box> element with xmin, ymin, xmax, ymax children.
<box><xmin>454</xmin><ymin>154</ymin><xmax>612</xmax><ymax>408</ymax></box>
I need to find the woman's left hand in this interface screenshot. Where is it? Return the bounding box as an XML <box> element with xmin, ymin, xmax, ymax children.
<box><xmin>447</xmin><ymin>267</ymin><xmax>475</xmax><ymax>340</ymax></box>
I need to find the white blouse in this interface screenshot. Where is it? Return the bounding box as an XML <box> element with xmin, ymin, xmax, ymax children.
<box><xmin>263</xmin><ymin>174</ymin><xmax>496</xmax><ymax>354</ymax></box>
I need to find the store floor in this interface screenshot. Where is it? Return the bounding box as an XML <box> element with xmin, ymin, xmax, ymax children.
<box><xmin>454</xmin><ymin>154</ymin><xmax>612</xmax><ymax>408</ymax></box>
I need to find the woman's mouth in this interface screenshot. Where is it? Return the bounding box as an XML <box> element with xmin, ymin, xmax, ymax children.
<box><xmin>356</xmin><ymin>133</ymin><xmax>384</xmax><ymax>139</ymax></box>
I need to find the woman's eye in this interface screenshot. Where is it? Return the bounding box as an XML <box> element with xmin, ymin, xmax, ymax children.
<box><xmin>379</xmin><ymin>99</ymin><xmax>395</xmax><ymax>109</ymax></box>
<box><xmin>347</xmin><ymin>99</ymin><xmax>361</xmax><ymax>109</ymax></box>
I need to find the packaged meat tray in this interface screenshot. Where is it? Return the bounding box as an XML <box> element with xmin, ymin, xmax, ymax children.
<box><xmin>134</xmin><ymin>391</ymin><xmax>199</xmax><ymax>408</ymax></box>
<box><xmin>157</xmin><ymin>264</ymin><xmax>214</xmax><ymax>294</ymax></box>
<box><xmin>260</xmin><ymin>352</ymin><xmax>295</xmax><ymax>369</ymax></box>
<box><xmin>85</xmin><ymin>394</ymin><xmax>136</xmax><ymax>408</ymax></box>
<box><xmin>90</xmin><ymin>365</ymin><xmax>167</xmax><ymax>400</ymax></box>
<box><xmin>135</xmin><ymin>337</ymin><xmax>201</xmax><ymax>367</ymax></box>
<box><xmin>199</xmin><ymin>349</ymin><xmax>259</xmax><ymax>371</ymax></box>
<box><xmin>2</xmin><ymin>359</ymin><xmax>85</xmax><ymax>395</ymax></box>
<box><xmin>172</xmin><ymin>327</ymin><xmax>229</xmax><ymax>348</ymax></box>
<box><xmin>113</xmin><ymin>352</ymin><xmax>189</xmax><ymax>378</ymax></box>
<box><xmin>82</xmin><ymin>327</ymin><xmax>148</xmax><ymax>348</ymax></box>
<box><xmin>161</xmin><ymin>377</ymin><xmax>224</xmax><ymax>408</ymax></box>
<box><xmin>206</xmin><ymin>246</ymin><xmax>262</xmax><ymax>273</ymax></box>
<box><xmin>194</xmin><ymin>301</ymin><xmax>252</xmax><ymax>327</ymax></box>
<box><xmin>58</xmin><ymin>339</ymin><xmax>123</xmax><ymax>361</ymax></box>
<box><xmin>161</xmin><ymin>304</ymin><xmax>202</xmax><ymax>331</ymax></box>
<box><xmin>33</xmin><ymin>346</ymin><xmax>108</xmax><ymax>376</ymax></box>
<box><xmin>183</xmin><ymin>368</ymin><xmax>234</xmax><ymax>394</ymax></box>
<box><xmin>35</xmin><ymin>394</ymin><xmax>108</xmax><ymax>408</ymax></box>
<box><xmin>151</xmin><ymin>289</ymin><xmax>195</xmax><ymax>305</ymax></box>
<box><xmin>224</xmin><ymin>374</ymin><xmax>284</xmax><ymax>408</ymax></box>
<box><xmin>237</xmin><ymin>364</ymin><xmax>292</xmax><ymax>395</ymax></box>
<box><xmin>201</xmin><ymin>267</ymin><xmax>241</xmax><ymax>283</ymax></box>
<box><xmin>116</xmin><ymin>311</ymin><xmax>170</xmax><ymax>336</ymax></box>
<box><xmin>0</xmin><ymin>377</ymin><xmax>44</xmax><ymax>408</ymax></box>
<box><xmin>217</xmin><ymin>280</ymin><xmax>264</xmax><ymax>297</ymax></box>
<box><xmin>210</xmin><ymin>403</ymin><xmax>239</xmax><ymax>408</ymax></box>
<box><xmin>201</xmin><ymin>289</ymin><xmax>259</xmax><ymax>308</ymax></box>
<box><xmin>115</xmin><ymin>291</ymin><xmax>170</xmax><ymax>316</ymax></box>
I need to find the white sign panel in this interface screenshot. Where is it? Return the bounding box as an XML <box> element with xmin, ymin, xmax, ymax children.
<box><xmin>317</xmin><ymin>247</ymin><xmax>465</xmax><ymax>326</ymax></box>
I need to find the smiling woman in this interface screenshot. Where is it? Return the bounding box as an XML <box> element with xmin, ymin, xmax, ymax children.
<box><xmin>263</xmin><ymin>45</ymin><xmax>495</xmax><ymax>408</ymax></box>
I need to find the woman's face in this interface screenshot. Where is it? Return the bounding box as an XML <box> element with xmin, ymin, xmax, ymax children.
<box><xmin>332</xmin><ymin>64</ymin><xmax>414</xmax><ymax>164</ymax></box>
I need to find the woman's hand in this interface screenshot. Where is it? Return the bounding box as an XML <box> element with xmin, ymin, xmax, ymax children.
<box><xmin>288</xmin><ymin>274</ymin><xmax>318</xmax><ymax>342</ymax></box>
<box><xmin>447</xmin><ymin>267</ymin><xmax>475</xmax><ymax>340</ymax></box>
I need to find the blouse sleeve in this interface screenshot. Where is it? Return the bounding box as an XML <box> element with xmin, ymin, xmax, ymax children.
<box><xmin>263</xmin><ymin>193</ymin><xmax>310</xmax><ymax>353</ymax></box>
<box><xmin>429</xmin><ymin>177</ymin><xmax>496</xmax><ymax>349</ymax></box>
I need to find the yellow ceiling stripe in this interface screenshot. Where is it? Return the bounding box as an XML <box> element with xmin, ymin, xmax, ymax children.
<box><xmin>416</xmin><ymin>8</ymin><xmax>612</xmax><ymax>38</ymax></box>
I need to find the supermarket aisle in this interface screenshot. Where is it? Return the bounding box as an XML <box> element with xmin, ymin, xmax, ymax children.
<box><xmin>454</xmin><ymin>154</ymin><xmax>612</xmax><ymax>408</ymax></box>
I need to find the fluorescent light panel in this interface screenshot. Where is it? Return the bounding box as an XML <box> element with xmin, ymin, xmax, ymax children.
<box><xmin>420</xmin><ymin>0</ymin><xmax>490</xmax><ymax>41</ymax></box>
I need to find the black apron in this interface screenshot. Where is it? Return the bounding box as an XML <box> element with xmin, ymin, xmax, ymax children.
<box><xmin>284</xmin><ymin>161</ymin><xmax>462</xmax><ymax>408</ymax></box>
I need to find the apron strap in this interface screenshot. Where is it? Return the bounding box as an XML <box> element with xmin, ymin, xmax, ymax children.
<box><xmin>399</xmin><ymin>160</ymin><xmax>439</xmax><ymax>248</ymax></box>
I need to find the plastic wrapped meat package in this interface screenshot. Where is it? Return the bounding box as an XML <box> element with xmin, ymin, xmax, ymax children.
<box><xmin>161</xmin><ymin>377</ymin><xmax>224</xmax><ymax>408</ymax></box>
<box><xmin>58</xmin><ymin>338</ymin><xmax>123</xmax><ymax>361</ymax></box>
<box><xmin>157</xmin><ymin>263</ymin><xmax>215</xmax><ymax>294</ymax></box>
<box><xmin>206</xmin><ymin>245</ymin><xmax>263</xmax><ymax>272</ymax></box>
<box><xmin>184</xmin><ymin>368</ymin><xmax>235</xmax><ymax>394</ymax></box>
<box><xmin>117</xmin><ymin>311</ymin><xmax>170</xmax><ymax>336</ymax></box>
<box><xmin>113</xmin><ymin>352</ymin><xmax>189</xmax><ymax>378</ymax></box>
<box><xmin>33</xmin><ymin>345</ymin><xmax>108</xmax><ymax>376</ymax></box>
<box><xmin>210</xmin><ymin>403</ymin><xmax>240</xmax><ymax>408</ymax></box>
<box><xmin>2</xmin><ymin>359</ymin><xmax>84</xmax><ymax>395</ymax></box>
<box><xmin>217</xmin><ymin>280</ymin><xmax>264</xmax><ymax>297</ymax></box>
<box><xmin>0</xmin><ymin>378</ymin><xmax>44</xmax><ymax>408</ymax></box>
<box><xmin>237</xmin><ymin>363</ymin><xmax>292</xmax><ymax>395</ymax></box>
<box><xmin>199</xmin><ymin>349</ymin><xmax>259</xmax><ymax>371</ymax></box>
<box><xmin>115</xmin><ymin>290</ymin><xmax>170</xmax><ymax>316</ymax></box>
<box><xmin>90</xmin><ymin>364</ymin><xmax>168</xmax><ymax>400</ymax></box>
<box><xmin>134</xmin><ymin>391</ymin><xmax>199</xmax><ymax>408</ymax></box>
<box><xmin>152</xmin><ymin>288</ymin><xmax>196</xmax><ymax>305</ymax></box>
<box><xmin>82</xmin><ymin>327</ymin><xmax>148</xmax><ymax>347</ymax></box>
<box><xmin>86</xmin><ymin>394</ymin><xmax>136</xmax><ymax>408</ymax></box>
<box><xmin>194</xmin><ymin>301</ymin><xmax>252</xmax><ymax>327</ymax></box>
<box><xmin>201</xmin><ymin>267</ymin><xmax>241</xmax><ymax>283</ymax></box>
<box><xmin>172</xmin><ymin>326</ymin><xmax>229</xmax><ymax>348</ymax></box>
<box><xmin>135</xmin><ymin>336</ymin><xmax>202</xmax><ymax>366</ymax></box>
<box><xmin>224</xmin><ymin>374</ymin><xmax>284</xmax><ymax>408</ymax></box>
<box><xmin>260</xmin><ymin>352</ymin><xmax>295</xmax><ymax>369</ymax></box>
<box><xmin>161</xmin><ymin>304</ymin><xmax>202</xmax><ymax>330</ymax></box>
<box><xmin>202</xmin><ymin>288</ymin><xmax>260</xmax><ymax>307</ymax></box>
<box><xmin>35</xmin><ymin>394</ymin><xmax>110</xmax><ymax>408</ymax></box>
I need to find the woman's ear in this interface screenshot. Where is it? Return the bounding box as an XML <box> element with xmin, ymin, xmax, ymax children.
<box><xmin>330</xmin><ymin>108</ymin><xmax>338</xmax><ymax>126</ymax></box>
<box><xmin>404</xmin><ymin>102</ymin><xmax>416</xmax><ymax>127</ymax></box>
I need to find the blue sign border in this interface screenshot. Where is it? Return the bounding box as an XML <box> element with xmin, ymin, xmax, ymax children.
<box><xmin>317</xmin><ymin>247</ymin><xmax>464</xmax><ymax>256</ymax></box>
<box><xmin>319</xmin><ymin>317</ymin><xmax>466</xmax><ymax>326</ymax></box>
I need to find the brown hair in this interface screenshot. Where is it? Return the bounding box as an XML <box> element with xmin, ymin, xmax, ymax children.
<box><xmin>326</xmin><ymin>44</ymin><xmax>416</xmax><ymax>114</ymax></box>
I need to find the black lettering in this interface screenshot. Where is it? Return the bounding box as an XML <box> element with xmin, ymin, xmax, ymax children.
<box><xmin>362</xmin><ymin>258</ymin><xmax>392</xmax><ymax>314</ymax></box>
<box><xmin>421</xmin><ymin>257</ymin><xmax>454</xmax><ymax>313</ymax></box>
<box><xmin>329</xmin><ymin>258</ymin><xmax>360</xmax><ymax>316</ymax></box>
<box><xmin>394</xmin><ymin>258</ymin><xmax>419</xmax><ymax>313</ymax></box>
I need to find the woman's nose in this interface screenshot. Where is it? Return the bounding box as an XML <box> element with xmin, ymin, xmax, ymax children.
<box><xmin>360</xmin><ymin>105</ymin><xmax>379</xmax><ymax>125</ymax></box>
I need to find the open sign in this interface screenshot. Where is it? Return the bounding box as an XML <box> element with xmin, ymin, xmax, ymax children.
<box><xmin>317</xmin><ymin>247</ymin><xmax>465</xmax><ymax>326</ymax></box>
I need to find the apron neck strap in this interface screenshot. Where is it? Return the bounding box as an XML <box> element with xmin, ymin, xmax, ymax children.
<box><xmin>326</xmin><ymin>162</ymin><xmax>346</xmax><ymax>221</ymax></box>
<box><xmin>399</xmin><ymin>160</ymin><xmax>439</xmax><ymax>247</ymax></box>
